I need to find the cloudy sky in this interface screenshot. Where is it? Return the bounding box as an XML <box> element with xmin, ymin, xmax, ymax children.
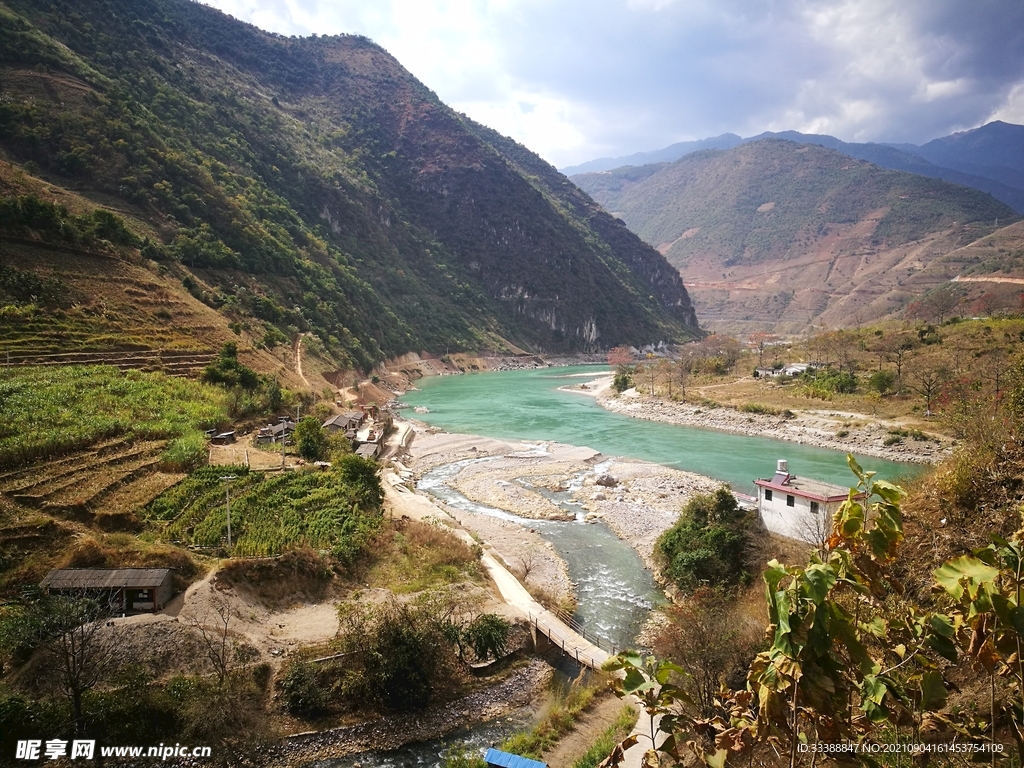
<box><xmin>201</xmin><ymin>0</ymin><xmax>1024</xmax><ymax>169</ymax></box>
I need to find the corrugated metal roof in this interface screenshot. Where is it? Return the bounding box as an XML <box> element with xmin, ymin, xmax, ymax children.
<box><xmin>484</xmin><ymin>749</ymin><xmax>547</xmax><ymax>768</ymax></box>
<box><xmin>40</xmin><ymin>568</ymin><xmax>172</xmax><ymax>590</ymax></box>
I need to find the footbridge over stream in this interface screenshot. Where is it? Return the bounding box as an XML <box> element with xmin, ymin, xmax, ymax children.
<box><xmin>525</xmin><ymin>608</ymin><xmax>610</xmax><ymax>670</ymax></box>
<box><xmin>384</xmin><ymin>478</ymin><xmax>613</xmax><ymax>670</ymax></box>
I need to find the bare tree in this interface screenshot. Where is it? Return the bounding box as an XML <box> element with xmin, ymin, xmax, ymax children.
<box><xmin>657</xmin><ymin>358</ymin><xmax>686</xmax><ymax>400</ymax></box>
<box><xmin>880</xmin><ymin>334</ymin><xmax>916</xmax><ymax>393</ymax></box>
<box><xmin>748</xmin><ymin>332</ymin><xmax>778</xmax><ymax>368</ymax></box>
<box><xmin>907</xmin><ymin>362</ymin><xmax>951</xmax><ymax>416</ymax></box>
<box><xmin>516</xmin><ymin>549</ymin><xmax>541</xmax><ymax>584</ymax></box>
<box><xmin>189</xmin><ymin>603</ymin><xmax>256</xmax><ymax>686</ymax></box>
<box><xmin>654</xmin><ymin>588</ymin><xmax>761</xmax><ymax>717</ymax></box>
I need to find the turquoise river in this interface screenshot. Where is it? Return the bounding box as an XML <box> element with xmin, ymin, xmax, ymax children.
<box><xmin>400</xmin><ymin>365</ymin><xmax>917</xmax><ymax>488</ymax></box>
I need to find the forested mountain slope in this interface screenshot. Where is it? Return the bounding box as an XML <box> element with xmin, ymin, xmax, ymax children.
<box><xmin>0</xmin><ymin>0</ymin><xmax>699</xmax><ymax>372</ymax></box>
<box><xmin>572</xmin><ymin>140</ymin><xmax>1019</xmax><ymax>334</ymax></box>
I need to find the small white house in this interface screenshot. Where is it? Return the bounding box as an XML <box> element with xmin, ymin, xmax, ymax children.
<box><xmin>754</xmin><ymin>460</ymin><xmax>861</xmax><ymax>544</ymax></box>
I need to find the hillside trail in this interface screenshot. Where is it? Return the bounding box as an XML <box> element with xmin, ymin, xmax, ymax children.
<box><xmin>293</xmin><ymin>332</ymin><xmax>311</xmax><ymax>389</ymax></box>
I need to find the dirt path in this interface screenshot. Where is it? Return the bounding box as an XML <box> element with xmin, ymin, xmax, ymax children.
<box><xmin>293</xmin><ymin>332</ymin><xmax>311</xmax><ymax>389</ymax></box>
<box><xmin>542</xmin><ymin>694</ymin><xmax>635</xmax><ymax>768</ymax></box>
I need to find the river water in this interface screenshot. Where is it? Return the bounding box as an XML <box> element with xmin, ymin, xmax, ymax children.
<box><xmin>401</xmin><ymin>365</ymin><xmax>915</xmax><ymax>490</ymax></box>
<box><xmin>318</xmin><ymin>366</ymin><xmax>918</xmax><ymax>767</ymax></box>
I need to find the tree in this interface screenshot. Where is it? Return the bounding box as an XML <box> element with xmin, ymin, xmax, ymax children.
<box><xmin>336</xmin><ymin>454</ymin><xmax>384</xmax><ymax>509</ymax></box>
<box><xmin>656</xmin><ymin>357</ymin><xmax>686</xmax><ymax>400</ymax></box>
<box><xmin>608</xmin><ymin>346</ymin><xmax>635</xmax><ymax>393</ymax></box>
<box><xmin>2</xmin><ymin>593</ymin><xmax>121</xmax><ymax>736</ymax></box>
<box><xmin>749</xmin><ymin>332</ymin><xmax>778</xmax><ymax>368</ymax></box>
<box><xmin>293</xmin><ymin>416</ymin><xmax>328</xmax><ymax>461</ymax></box>
<box><xmin>655</xmin><ymin>487</ymin><xmax>752</xmax><ymax>590</ymax></box>
<box><xmin>655</xmin><ymin>588</ymin><xmax>760</xmax><ymax>718</ymax></box>
<box><xmin>880</xmin><ymin>334</ymin><xmax>917</xmax><ymax>392</ymax></box>
<box><xmin>907</xmin><ymin>362</ymin><xmax>950</xmax><ymax>416</ymax></box>
<box><xmin>867</xmin><ymin>369</ymin><xmax>897</xmax><ymax>395</ymax></box>
<box><xmin>462</xmin><ymin>614</ymin><xmax>510</xmax><ymax>662</ymax></box>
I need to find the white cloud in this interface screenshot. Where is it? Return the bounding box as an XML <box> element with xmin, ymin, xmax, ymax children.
<box><xmin>199</xmin><ymin>0</ymin><xmax>1024</xmax><ymax>166</ymax></box>
<box><xmin>989</xmin><ymin>83</ymin><xmax>1024</xmax><ymax>125</ymax></box>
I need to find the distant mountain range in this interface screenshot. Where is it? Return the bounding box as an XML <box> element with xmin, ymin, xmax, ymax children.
<box><xmin>0</xmin><ymin>0</ymin><xmax>699</xmax><ymax>373</ymax></box>
<box><xmin>564</xmin><ymin>122</ymin><xmax>1024</xmax><ymax>214</ymax></box>
<box><xmin>571</xmin><ymin>139</ymin><xmax>1022</xmax><ymax>334</ymax></box>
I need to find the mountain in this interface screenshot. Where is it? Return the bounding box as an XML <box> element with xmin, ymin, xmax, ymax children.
<box><xmin>560</xmin><ymin>134</ymin><xmax>744</xmax><ymax>176</ymax></box>
<box><xmin>572</xmin><ymin>139</ymin><xmax>1020</xmax><ymax>334</ymax></box>
<box><xmin>0</xmin><ymin>0</ymin><xmax>698</xmax><ymax>374</ymax></box>
<box><xmin>564</xmin><ymin>123</ymin><xmax>1024</xmax><ymax>214</ymax></box>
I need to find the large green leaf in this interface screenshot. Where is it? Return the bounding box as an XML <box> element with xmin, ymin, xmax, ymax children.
<box><xmin>934</xmin><ymin>556</ymin><xmax>999</xmax><ymax>600</ymax></box>
<box><xmin>801</xmin><ymin>563</ymin><xmax>837</xmax><ymax>604</ymax></box>
<box><xmin>920</xmin><ymin>670</ymin><xmax>948</xmax><ymax>711</ymax></box>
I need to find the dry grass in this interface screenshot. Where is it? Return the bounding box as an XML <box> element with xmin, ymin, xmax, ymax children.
<box><xmin>362</xmin><ymin>518</ymin><xmax>484</xmax><ymax>593</ymax></box>
<box><xmin>217</xmin><ymin>546</ymin><xmax>334</xmax><ymax>608</ymax></box>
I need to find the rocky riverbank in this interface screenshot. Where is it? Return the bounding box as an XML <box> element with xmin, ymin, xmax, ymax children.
<box><xmin>259</xmin><ymin>660</ymin><xmax>552</xmax><ymax>767</ymax></box>
<box><xmin>576</xmin><ymin>376</ymin><xmax>950</xmax><ymax>465</ymax></box>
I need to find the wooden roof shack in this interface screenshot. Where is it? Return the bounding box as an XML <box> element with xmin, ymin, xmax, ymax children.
<box><xmin>40</xmin><ymin>568</ymin><xmax>174</xmax><ymax>613</ymax></box>
<box><xmin>355</xmin><ymin>443</ymin><xmax>381</xmax><ymax>460</ymax></box>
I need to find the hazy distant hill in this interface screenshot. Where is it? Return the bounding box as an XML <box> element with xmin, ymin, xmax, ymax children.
<box><xmin>0</xmin><ymin>0</ymin><xmax>698</xmax><ymax>372</ymax></box>
<box><xmin>565</xmin><ymin>122</ymin><xmax>1024</xmax><ymax>214</ymax></box>
<box><xmin>572</xmin><ymin>139</ymin><xmax>1020</xmax><ymax>334</ymax></box>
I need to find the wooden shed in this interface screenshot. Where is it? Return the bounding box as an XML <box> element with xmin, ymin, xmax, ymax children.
<box><xmin>40</xmin><ymin>568</ymin><xmax>174</xmax><ymax>613</ymax></box>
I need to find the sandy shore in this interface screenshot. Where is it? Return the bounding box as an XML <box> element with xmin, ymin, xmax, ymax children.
<box><xmin>570</xmin><ymin>376</ymin><xmax>950</xmax><ymax>465</ymax></box>
<box><xmin>392</xmin><ymin>424</ymin><xmax>721</xmax><ymax>576</ymax></box>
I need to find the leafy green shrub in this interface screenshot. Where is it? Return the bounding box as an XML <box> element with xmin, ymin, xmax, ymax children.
<box><xmin>655</xmin><ymin>487</ymin><xmax>752</xmax><ymax>591</ymax></box>
<box><xmin>612</xmin><ymin>370</ymin><xmax>634</xmax><ymax>393</ymax></box>
<box><xmin>294</xmin><ymin>416</ymin><xmax>328</xmax><ymax>461</ymax></box>
<box><xmin>883</xmin><ymin>435</ymin><xmax>902</xmax><ymax>446</ymax></box>
<box><xmin>202</xmin><ymin>342</ymin><xmax>260</xmax><ymax>390</ymax></box>
<box><xmin>462</xmin><ymin>614</ymin><xmax>510</xmax><ymax>661</ymax></box>
<box><xmin>160</xmin><ymin>430</ymin><xmax>207</xmax><ymax>471</ymax></box>
<box><xmin>868</xmin><ymin>369</ymin><xmax>897</xmax><ymax>395</ymax></box>
<box><xmin>801</xmin><ymin>367</ymin><xmax>857</xmax><ymax>394</ymax></box>
<box><xmin>279</xmin><ymin>660</ymin><xmax>328</xmax><ymax>718</ymax></box>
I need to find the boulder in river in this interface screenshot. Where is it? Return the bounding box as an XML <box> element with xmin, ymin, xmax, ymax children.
<box><xmin>595</xmin><ymin>474</ymin><xmax>618</xmax><ymax>488</ymax></box>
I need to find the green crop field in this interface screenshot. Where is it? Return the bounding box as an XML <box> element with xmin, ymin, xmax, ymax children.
<box><xmin>0</xmin><ymin>365</ymin><xmax>229</xmax><ymax>468</ymax></box>
<box><xmin>144</xmin><ymin>462</ymin><xmax>383</xmax><ymax>560</ymax></box>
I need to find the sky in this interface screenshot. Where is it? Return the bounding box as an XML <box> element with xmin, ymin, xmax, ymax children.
<box><xmin>200</xmin><ymin>0</ymin><xmax>1024</xmax><ymax>169</ymax></box>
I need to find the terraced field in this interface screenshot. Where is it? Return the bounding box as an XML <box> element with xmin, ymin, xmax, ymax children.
<box><xmin>0</xmin><ymin>436</ymin><xmax>184</xmax><ymax>529</ymax></box>
<box><xmin>1</xmin><ymin>349</ymin><xmax>218</xmax><ymax>376</ymax></box>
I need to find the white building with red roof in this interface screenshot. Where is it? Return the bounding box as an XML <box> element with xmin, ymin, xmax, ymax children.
<box><xmin>754</xmin><ymin>459</ymin><xmax>862</xmax><ymax>544</ymax></box>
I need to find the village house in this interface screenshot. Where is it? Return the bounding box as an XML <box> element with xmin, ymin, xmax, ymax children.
<box><xmin>39</xmin><ymin>568</ymin><xmax>175</xmax><ymax>613</ymax></box>
<box><xmin>256</xmin><ymin>418</ymin><xmax>296</xmax><ymax>445</ymax></box>
<box><xmin>322</xmin><ymin>410</ymin><xmax>364</xmax><ymax>439</ymax></box>
<box><xmin>754</xmin><ymin>460</ymin><xmax>861</xmax><ymax>543</ymax></box>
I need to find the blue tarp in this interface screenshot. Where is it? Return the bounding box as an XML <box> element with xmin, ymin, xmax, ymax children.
<box><xmin>484</xmin><ymin>748</ymin><xmax>547</xmax><ymax>768</ymax></box>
